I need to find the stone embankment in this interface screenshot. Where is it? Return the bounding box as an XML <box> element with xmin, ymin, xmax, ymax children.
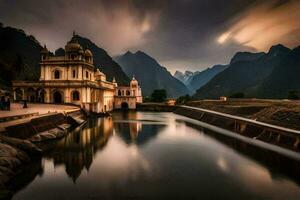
<box><xmin>187</xmin><ymin>99</ymin><xmax>300</xmax><ymax>130</ymax></box>
<box><xmin>0</xmin><ymin>109</ymin><xmax>86</xmax><ymax>198</ymax></box>
<box><xmin>132</xmin><ymin>102</ymin><xmax>300</xmax><ymax>152</ymax></box>
<box><xmin>174</xmin><ymin>106</ymin><xmax>300</xmax><ymax>152</ymax></box>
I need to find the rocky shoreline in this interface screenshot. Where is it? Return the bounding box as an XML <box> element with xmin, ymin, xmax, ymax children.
<box><xmin>0</xmin><ymin>110</ymin><xmax>86</xmax><ymax>199</ymax></box>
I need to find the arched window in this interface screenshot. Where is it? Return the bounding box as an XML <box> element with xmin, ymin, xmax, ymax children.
<box><xmin>72</xmin><ymin>91</ymin><xmax>80</xmax><ymax>101</ymax></box>
<box><xmin>86</xmin><ymin>71</ymin><xmax>89</xmax><ymax>78</ymax></box>
<box><xmin>118</xmin><ymin>90</ymin><xmax>121</xmax><ymax>96</ymax></box>
<box><xmin>131</xmin><ymin>83</ymin><xmax>137</xmax><ymax>88</ymax></box>
<box><xmin>54</xmin><ymin>70</ymin><xmax>60</xmax><ymax>79</ymax></box>
<box><xmin>126</xmin><ymin>90</ymin><xmax>130</xmax><ymax>96</ymax></box>
<box><xmin>72</xmin><ymin>70</ymin><xmax>76</xmax><ymax>78</ymax></box>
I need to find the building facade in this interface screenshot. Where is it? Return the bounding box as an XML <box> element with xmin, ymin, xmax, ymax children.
<box><xmin>114</xmin><ymin>77</ymin><xmax>143</xmax><ymax>109</ymax></box>
<box><xmin>12</xmin><ymin>38</ymin><xmax>142</xmax><ymax>113</ymax></box>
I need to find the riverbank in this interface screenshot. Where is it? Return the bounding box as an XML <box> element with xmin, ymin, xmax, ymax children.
<box><xmin>174</xmin><ymin>106</ymin><xmax>300</xmax><ymax>152</ymax></box>
<box><xmin>7</xmin><ymin>112</ymin><xmax>300</xmax><ymax>200</ymax></box>
<box><xmin>136</xmin><ymin>101</ymin><xmax>300</xmax><ymax>152</ymax></box>
<box><xmin>0</xmin><ymin>108</ymin><xmax>86</xmax><ymax>199</ymax></box>
<box><xmin>186</xmin><ymin>99</ymin><xmax>300</xmax><ymax>131</ymax></box>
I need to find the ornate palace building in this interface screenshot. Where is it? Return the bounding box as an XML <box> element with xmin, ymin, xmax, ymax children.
<box><xmin>12</xmin><ymin>38</ymin><xmax>142</xmax><ymax>113</ymax></box>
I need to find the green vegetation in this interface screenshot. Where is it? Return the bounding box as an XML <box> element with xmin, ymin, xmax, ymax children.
<box><xmin>143</xmin><ymin>96</ymin><xmax>152</xmax><ymax>102</ymax></box>
<box><xmin>176</xmin><ymin>95</ymin><xmax>192</xmax><ymax>105</ymax></box>
<box><xmin>287</xmin><ymin>91</ymin><xmax>299</xmax><ymax>100</ymax></box>
<box><xmin>151</xmin><ymin>89</ymin><xmax>167</xmax><ymax>102</ymax></box>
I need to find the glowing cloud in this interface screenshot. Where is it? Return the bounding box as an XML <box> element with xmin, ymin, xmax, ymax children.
<box><xmin>218</xmin><ymin>0</ymin><xmax>300</xmax><ymax>51</ymax></box>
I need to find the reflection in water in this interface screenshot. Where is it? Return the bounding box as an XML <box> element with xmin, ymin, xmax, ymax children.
<box><xmin>45</xmin><ymin>117</ymin><xmax>114</xmax><ymax>182</ymax></box>
<box><xmin>43</xmin><ymin>112</ymin><xmax>166</xmax><ymax>182</ymax></box>
<box><xmin>185</xmin><ymin>121</ymin><xmax>300</xmax><ymax>185</ymax></box>
<box><xmin>11</xmin><ymin>112</ymin><xmax>300</xmax><ymax>200</ymax></box>
<box><xmin>113</xmin><ymin>112</ymin><xmax>166</xmax><ymax>145</ymax></box>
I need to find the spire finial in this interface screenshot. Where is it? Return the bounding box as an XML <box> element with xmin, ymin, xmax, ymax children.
<box><xmin>73</xmin><ymin>30</ymin><xmax>76</xmax><ymax>37</ymax></box>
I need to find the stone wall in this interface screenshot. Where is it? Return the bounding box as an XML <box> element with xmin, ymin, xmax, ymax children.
<box><xmin>174</xmin><ymin>107</ymin><xmax>300</xmax><ymax>152</ymax></box>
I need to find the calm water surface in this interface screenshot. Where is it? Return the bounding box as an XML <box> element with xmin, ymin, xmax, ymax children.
<box><xmin>12</xmin><ymin>112</ymin><xmax>300</xmax><ymax>199</ymax></box>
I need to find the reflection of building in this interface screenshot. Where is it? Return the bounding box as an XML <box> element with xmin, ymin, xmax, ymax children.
<box><xmin>12</xmin><ymin>33</ymin><xmax>142</xmax><ymax>113</ymax></box>
<box><xmin>113</xmin><ymin>112</ymin><xmax>164</xmax><ymax>145</ymax></box>
<box><xmin>48</xmin><ymin>117</ymin><xmax>113</xmax><ymax>182</ymax></box>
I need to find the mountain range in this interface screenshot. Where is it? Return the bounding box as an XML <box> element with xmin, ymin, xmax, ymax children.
<box><xmin>174</xmin><ymin>70</ymin><xmax>198</xmax><ymax>86</ymax></box>
<box><xmin>1</xmin><ymin>23</ymin><xmax>300</xmax><ymax>100</ymax></box>
<box><xmin>174</xmin><ymin>65</ymin><xmax>228</xmax><ymax>93</ymax></box>
<box><xmin>194</xmin><ymin>44</ymin><xmax>300</xmax><ymax>99</ymax></box>
<box><xmin>114</xmin><ymin>51</ymin><xmax>190</xmax><ymax>97</ymax></box>
<box><xmin>0</xmin><ymin>23</ymin><xmax>42</xmax><ymax>88</ymax></box>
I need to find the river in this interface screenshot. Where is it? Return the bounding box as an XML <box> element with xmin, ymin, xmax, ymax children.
<box><xmin>11</xmin><ymin>112</ymin><xmax>300</xmax><ymax>199</ymax></box>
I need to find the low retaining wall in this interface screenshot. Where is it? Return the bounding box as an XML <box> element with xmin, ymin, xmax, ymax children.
<box><xmin>174</xmin><ymin>106</ymin><xmax>300</xmax><ymax>152</ymax></box>
<box><xmin>4</xmin><ymin>111</ymin><xmax>85</xmax><ymax>140</ymax></box>
<box><xmin>0</xmin><ymin>112</ymin><xmax>39</xmax><ymax>123</ymax></box>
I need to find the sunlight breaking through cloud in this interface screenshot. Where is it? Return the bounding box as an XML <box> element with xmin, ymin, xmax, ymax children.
<box><xmin>218</xmin><ymin>0</ymin><xmax>300</xmax><ymax>51</ymax></box>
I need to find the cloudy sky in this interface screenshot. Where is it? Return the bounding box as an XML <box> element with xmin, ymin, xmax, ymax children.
<box><xmin>1</xmin><ymin>0</ymin><xmax>300</xmax><ymax>73</ymax></box>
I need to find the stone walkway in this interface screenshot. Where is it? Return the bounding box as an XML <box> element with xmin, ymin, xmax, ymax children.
<box><xmin>0</xmin><ymin>103</ymin><xmax>80</xmax><ymax>132</ymax></box>
<box><xmin>0</xmin><ymin>103</ymin><xmax>79</xmax><ymax>118</ymax></box>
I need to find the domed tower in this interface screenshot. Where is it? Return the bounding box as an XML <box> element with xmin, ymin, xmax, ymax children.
<box><xmin>112</xmin><ymin>77</ymin><xmax>118</xmax><ymax>87</ymax></box>
<box><xmin>130</xmin><ymin>76</ymin><xmax>139</xmax><ymax>96</ymax></box>
<box><xmin>95</xmin><ymin>68</ymin><xmax>106</xmax><ymax>82</ymax></box>
<box><xmin>65</xmin><ymin>37</ymin><xmax>83</xmax><ymax>60</ymax></box>
<box><xmin>41</xmin><ymin>45</ymin><xmax>49</xmax><ymax>61</ymax></box>
<box><xmin>84</xmin><ymin>49</ymin><xmax>93</xmax><ymax>64</ymax></box>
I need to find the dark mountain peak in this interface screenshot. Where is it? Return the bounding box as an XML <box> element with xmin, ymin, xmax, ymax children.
<box><xmin>184</xmin><ymin>71</ymin><xmax>194</xmax><ymax>76</ymax></box>
<box><xmin>174</xmin><ymin>71</ymin><xmax>184</xmax><ymax>76</ymax></box>
<box><xmin>133</xmin><ymin>50</ymin><xmax>159</xmax><ymax>65</ymax></box>
<box><xmin>268</xmin><ymin>44</ymin><xmax>291</xmax><ymax>57</ymax></box>
<box><xmin>230</xmin><ymin>51</ymin><xmax>265</xmax><ymax>64</ymax></box>
<box><xmin>115</xmin><ymin>51</ymin><xmax>189</xmax><ymax>97</ymax></box>
<box><xmin>135</xmin><ymin>50</ymin><xmax>146</xmax><ymax>55</ymax></box>
<box><xmin>134</xmin><ymin>50</ymin><xmax>153</xmax><ymax>59</ymax></box>
<box><xmin>124</xmin><ymin>51</ymin><xmax>133</xmax><ymax>56</ymax></box>
<box><xmin>188</xmin><ymin>64</ymin><xmax>228</xmax><ymax>93</ymax></box>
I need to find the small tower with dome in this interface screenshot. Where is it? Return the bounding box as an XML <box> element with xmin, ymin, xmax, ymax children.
<box><xmin>114</xmin><ymin>76</ymin><xmax>143</xmax><ymax>109</ymax></box>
